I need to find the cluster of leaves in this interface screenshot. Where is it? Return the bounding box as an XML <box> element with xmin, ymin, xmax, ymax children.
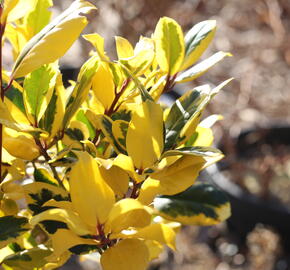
<box><xmin>0</xmin><ymin>0</ymin><xmax>232</xmax><ymax>269</ymax></box>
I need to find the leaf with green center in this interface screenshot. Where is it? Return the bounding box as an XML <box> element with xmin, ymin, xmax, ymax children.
<box><xmin>161</xmin><ymin>146</ymin><xmax>223</xmax><ymax>159</ymax></box>
<box><xmin>181</xmin><ymin>20</ymin><xmax>216</xmax><ymax>70</ymax></box>
<box><xmin>154</xmin><ymin>183</ymin><xmax>231</xmax><ymax>225</ymax></box>
<box><xmin>0</xmin><ymin>216</ymin><xmax>29</xmax><ymax>249</ymax></box>
<box><xmin>63</xmin><ymin>54</ymin><xmax>99</xmax><ymax>128</ymax></box>
<box><xmin>154</xmin><ymin>17</ymin><xmax>185</xmax><ymax>75</ymax></box>
<box><xmin>164</xmin><ymin>85</ymin><xmax>209</xmax><ymax>150</ymax></box>
<box><xmin>2</xmin><ymin>246</ymin><xmax>52</xmax><ymax>270</ymax></box>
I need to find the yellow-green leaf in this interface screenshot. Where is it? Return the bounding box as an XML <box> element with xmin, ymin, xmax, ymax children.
<box><xmin>181</xmin><ymin>20</ymin><xmax>216</xmax><ymax>70</ymax></box>
<box><xmin>101</xmin><ymin>239</ymin><xmax>149</xmax><ymax>270</ymax></box>
<box><xmin>24</xmin><ymin>0</ymin><xmax>53</xmax><ymax>38</ymax></box>
<box><xmin>70</xmin><ymin>151</ymin><xmax>115</xmax><ymax>227</ymax></box>
<box><xmin>23</xmin><ymin>63</ymin><xmax>59</xmax><ymax>124</ymax></box>
<box><xmin>154</xmin><ymin>17</ymin><xmax>185</xmax><ymax>75</ymax></box>
<box><xmin>105</xmin><ymin>199</ymin><xmax>151</xmax><ymax>234</ymax></box>
<box><xmin>126</xmin><ymin>99</ymin><xmax>164</xmax><ymax>170</ymax></box>
<box><xmin>11</xmin><ymin>0</ymin><xmax>97</xmax><ymax>78</ymax></box>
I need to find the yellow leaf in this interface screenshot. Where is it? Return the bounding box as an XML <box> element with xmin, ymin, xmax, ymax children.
<box><xmin>49</xmin><ymin>229</ymin><xmax>99</xmax><ymax>258</ymax></box>
<box><xmin>144</xmin><ymin>240</ymin><xmax>164</xmax><ymax>260</ymax></box>
<box><xmin>30</xmin><ymin>208</ymin><xmax>92</xmax><ymax>236</ymax></box>
<box><xmin>0</xmin><ymin>99</ymin><xmax>42</xmax><ymax>133</ymax></box>
<box><xmin>126</xmin><ymin>100</ymin><xmax>164</xmax><ymax>170</ymax></box>
<box><xmin>4</xmin><ymin>97</ymin><xmax>29</xmax><ymax>126</ymax></box>
<box><xmin>115</xmin><ymin>36</ymin><xmax>134</xmax><ymax>59</ymax></box>
<box><xmin>138</xmin><ymin>156</ymin><xmax>208</xmax><ymax>204</ymax></box>
<box><xmin>192</xmin><ymin>126</ymin><xmax>214</xmax><ymax>147</ymax></box>
<box><xmin>138</xmin><ymin>178</ymin><xmax>161</xmax><ymax>205</ymax></box>
<box><xmin>4</xmin><ymin>0</ymin><xmax>37</xmax><ymax>23</ymax></box>
<box><xmin>1</xmin><ymin>0</ymin><xmax>19</xmax><ymax>23</ymax></box>
<box><xmin>92</xmin><ymin>62</ymin><xmax>115</xmax><ymax>110</ymax></box>
<box><xmin>4</xmin><ymin>24</ymin><xmax>28</xmax><ymax>59</ymax></box>
<box><xmin>154</xmin><ymin>17</ymin><xmax>185</xmax><ymax>75</ymax></box>
<box><xmin>99</xmin><ymin>164</ymin><xmax>129</xmax><ymax>197</ymax></box>
<box><xmin>113</xmin><ymin>154</ymin><xmax>143</xmax><ymax>183</ymax></box>
<box><xmin>43</xmin><ymin>200</ymin><xmax>74</xmax><ymax>211</ymax></box>
<box><xmin>105</xmin><ymin>199</ymin><xmax>151</xmax><ymax>234</ymax></box>
<box><xmin>132</xmin><ymin>223</ymin><xmax>176</xmax><ymax>250</ymax></box>
<box><xmin>3</xmin><ymin>128</ymin><xmax>39</xmax><ymax>160</ymax></box>
<box><xmin>83</xmin><ymin>33</ymin><xmax>109</xmax><ymax>61</ymax></box>
<box><xmin>0</xmin><ymin>198</ymin><xmax>18</xmax><ymax>215</ymax></box>
<box><xmin>11</xmin><ymin>0</ymin><xmax>97</xmax><ymax>78</ymax></box>
<box><xmin>101</xmin><ymin>239</ymin><xmax>150</xmax><ymax>270</ymax></box>
<box><xmin>70</xmin><ymin>151</ymin><xmax>115</xmax><ymax>226</ymax></box>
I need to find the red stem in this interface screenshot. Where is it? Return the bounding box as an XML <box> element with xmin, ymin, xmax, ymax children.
<box><xmin>92</xmin><ymin>78</ymin><xmax>131</xmax><ymax>145</ymax></box>
<box><xmin>0</xmin><ymin>8</ymin><xmax>6</xmax><ymax>182</ymax></box>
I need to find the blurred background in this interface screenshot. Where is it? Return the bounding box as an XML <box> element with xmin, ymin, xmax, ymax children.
<box><xmin>15</xmin><ymin>0</ymin><xmax>290</xmax><ymax>269</ymax></box>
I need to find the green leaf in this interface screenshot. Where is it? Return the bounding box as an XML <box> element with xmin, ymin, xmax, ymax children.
<box><xmin>2</xmin><ymin>247</ymin><xmax>52</xmax><ymax>270</ymax></box>
<box><xmin>154</xmin><ymin>183</ymin><xmax>231</xmax><ymax>225</ymax></box>
<box><xmin>161</xmin><ymin>146</ymin><xmax>223</xmax><ymax>159</ymax></box>
<box><xmin>176</xmin><ymin>51</ymin><xmax>231</xmax><ymax>83</ymax></box>
<box><xmin>0</xmin><ymin>216</ymin><xmax>29</xmax><ymax>249</ymax></box>
<box><xmin>154</xmin><ymin>17</ymin><xmax>185</xmax><ymax>75</ymax></box>
<box><xmin>181</xmin><ymin>20</ymin><xmax>216</xmax><ymax>70</ymax></box>
<box><xmin>23</xmin><ymin>63</ymin><xmax>59</xmax><ymax>124</ymax></box>
<box><xmin>63</xmin><ymin>55</ymin><xmax>99</xmax><ymax>128</ymax></box>
<box><xmin>24</xmin><ymin>0</ymin><xmax>53</xmax><ymax>37</ymax></box>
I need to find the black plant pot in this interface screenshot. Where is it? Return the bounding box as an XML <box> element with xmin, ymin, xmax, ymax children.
<box><xmin>204</xmin><ymin>126</ymin><xmax>290</xmax><ymax>251</ymax></box>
